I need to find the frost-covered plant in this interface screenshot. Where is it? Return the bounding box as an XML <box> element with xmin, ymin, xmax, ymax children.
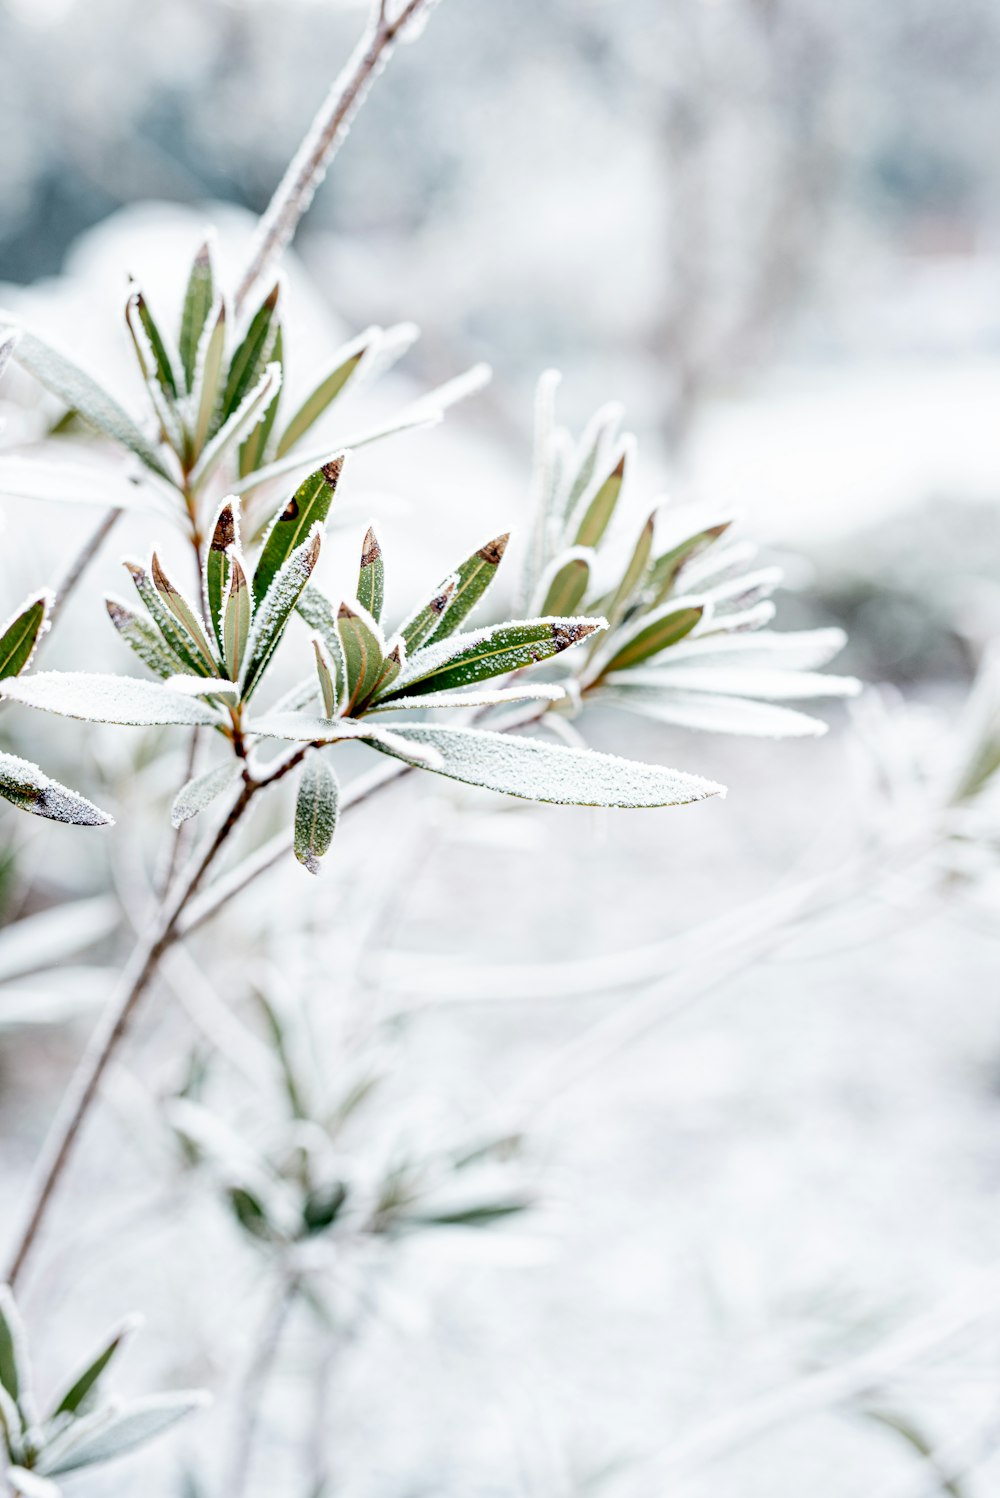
<box><xmin>0</xmin><ymin>1288</ymin><xmax>206</xmax><ymax>1496</ymax></box>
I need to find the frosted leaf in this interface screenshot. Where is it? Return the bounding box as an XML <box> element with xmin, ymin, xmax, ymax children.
<box><xmin>618</xmin><ymin>666</ymin><xmax>861</xmax><ymax>701</ymax></box>
<box><xmin>0</xmin><ymin>1284</ymin><xmax>31</xmax><ymax>1400</ymax></box>
<box><xmin>399</xmin><ymin>572</ymin><xmax>460</xmax><ymax>653</ymax></box>
<box><xmin>294</xmin><ymin>753</ymin><xmax>340</xmax><ymax>874</ymax></box>
<box><xmin>123</xmin><ymin>560</ymin><xmax>212</xmax><ymax>679</ymax></box>
<box><xmin>189</xmin><ymin>362</ymin><xmax>281</xmax><ymax>491</ymax></box>
<box><xmin>232</xmin><ymin>407</ymin><xmax>438</xmax><ymax>496</ymax></box>
<box><xmin>246</xmin><ymin>712</ymin><xmax>442</xmax><ymax>766</ymax></box>
<box><xmin>608</xmin><ymin>686</ymin><xmax>828</xmax><ymax>738</ymax></box>
<box><xmin>701</xmin><ymin>600</ymin><xmax>776</xmax><ymax>635</ymax></box>
<box><xmin>0</xmin><ymin>457</ymin><xmax>158</xmax><ymax>514</ymax></box>
<box><xmin>6</xmin><ymin>1470</ymin><xmax>59</xmax><ymax>1498</ymax></box>
<box><xmin>368</xmin><ymin>723</ymin><xmax>725</xmax><ymax>807</ymax></box>
<box><xmin>171</xmin><ymin>762</ymin><xmax>243</xmax><ymax>828</ymax></box>
<box><xmin>389</xmin><ymin>615</ymin><xmax>606</xmax><ymax>698</ymax></box>
<box><xmin>0</xmin><ymin>588</ymin><xmax>52</xmax><ymax>680</ymax></box>
<box><xmin>337</xmin><ymin>599</ymin><xmax>386</xmax><ymax>712</ymax></box>
<box><xmin>1</xmin><ymin>672</ymin><xmax>222</xmax><ymax>727</ymax></box>
<box><xmin>370</xmin><ymin>684</ymin><xmax>565</xmax><ymax>712</ymax></box>
<box><xmin>568</xmin><ymin>440</ymin><xmax>630</xmax><ymax>550</ymax></box>
<box><xmin>204</xmin><ymin>497</ymin><xmax>241</xmax><ymax>652</ymax></box>
<box><xmin>163</xmin><ymin>675</ymin><xmax>240</xmax><ymax>701</ymax></box>
<box><xmin>50</xmin><ymin>1315</ymin><xmax>142</xmax><ymax>1419</ymax></box>
<box><xmin>404</xmin><ymin>361</ymin><xmax>492</xmax><ymax>420</ymax></box>
<box><xmin>240</xmin><ymin>525</ymin><xmax>322</xmax><ymax>699</ymax></box>
<box><xmin>41</xmin><ymin>1391</ymin><xmax>210</xmax><ymax>1475</ymax></box>
<box><xmin>423</xmin><ymin>534</ymin><xmax>510</xmax><ymax>645</ymax></box>
<box><xmin>680</xmin><ymin>538</ymin><xmax>759</xmax><ymax>590</ymax></box>
<box><xmin>1</xmin><ymin>323</ymin><xmax>170</xmax><ymax>480</ymax></box>
<box><xmin>559</xmin><ymin>398</ymin><xmax>625</xmax><ymax>520</ymax></box>
<box><xmin>253</xmin><ymin>460</ymin><xmax>343</xmax><ymax>606</ymax></box>
<box><xmin>150</xmin><ymin>555</ymin><xmax>218</xmax><ymax>672</ymax></box>
<box><xmin>0</xmin><ymin>896</ymin><xmax>117</xmax><ymax>982</ymax></box>
<box><xmin>0</xmin><ymin>751</ymin><xmax>113</xmax><ymax>826</ymax></box>
<box><xmin>190</xmin><ymin>296</ymin><xmax>226</xmax><ymax>456</ymax></box>
<box><xmin>0</xmin><ymin>326</ymin><xmax>19</xmax><ymax>381</ymax></box>
<box><xmin>703</xmin><ymin>565</ymin><xmax>783</xmax><ymax>613</ymax></box>
<box><xmin>531</xmin><ymin>547</ymin><xmax>593</xmax><ymax>618</ymax></box>
<box><xmin>592</xmin><ymin>599</ymin><xmax>704</xmax><ymax>676</ymax></box>
<box><xmin>275</xmin><ymin>326</ymin><xmax>376</xmax><ymax>457</ymax></box>
<box><xmin>663</xmin><ymin>627</ymin><xmax>848</xmax><ymax>673</ymax></box>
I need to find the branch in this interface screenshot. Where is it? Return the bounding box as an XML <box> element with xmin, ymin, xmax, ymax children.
<box><xmin>235</xmin><ymin>0</ymin><xmax>440</xmax><ymax>313</ymax></box>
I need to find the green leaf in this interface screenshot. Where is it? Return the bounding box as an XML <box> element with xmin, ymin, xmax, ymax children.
<box><xmin>124</xmin><ymin>561</ymin><xmax>212</xmax><ymax>678</ymax></box>
<box><xmin>369</xmin><ymin>640</ymin><xmax>403</xmax><ymax>700</ymax></box>
<box><xmin>171</xmin><ymin>761</ymin><xmax>244</xmax><ymax>828</ymax></box>
<box><xmin>239</xmin><ymin>325</ymin><xmax>283</xmax><ymax>478</ymax></box>
<box><xmin>0</xmin><ymin>1380</ymin><xmax>25</xmax><ymax>1460</ymax></box>
<box><xmin>337</xmin><ymin>602</ymin><xmax>386</xmax><ymax>713</ymax></box>
<box><xmin>298</xmin><ymin>589</ymin><xmax>347</xmax><ymax>698</ymax></box>
<box><xmin>622</xmin><ymin>664</ymin><xmax>860</xmax><ymax>701</ymax></box>
<box><xmin>191</xmin><ymin>300</ymin><xmax>226</xmax><ymax>457</ymax></box>
<box><xmin>222</xmin><ymin>552</ymin><xmax>252</xmax><ymax>682</ymax></box>
<box><xmin>597</xmin><ymin>603</ymin><xmax>704</xmax><ymax>675</ymax></box>
<box><xmin>52</xmin><ymin>1317</ymin><xmax>140</xmax><ymax>1418</ymax></box>
<box><xmin>204</xmin><ymin>499</ymin><xmax>240</xmax><ymax>652</ymax></box>
<box><xmin>537</xmin><ymin>549</ymin><xmax>591</xmax><ymax>617</ymax></box>
<box><xmin>572</xmin><ymin>449</ymin><xmax>627</xmax><ymax>549</ymax></box>
<box><xmin>1</xmin><ymin>673</ymin><xmax>221</xmax><ymax>727</ymax></box>
<box><xmin>150</xmin><ymin>554</ymin><xmax>218</xmax><ymax>673</ymax></box>
<box><xmin>311</xmin><ymin>637</ymin><xmax>338</xmax><ymax>718</ymax></box>
<box><xmin>356</xmin><ymin>526</ymin><xmax>384</xmax><ymax>621</ymax></box>
<box><xmin>399</xmin><ymin>574</ymin><xmax>458</xmax><ymax>654</ymax></box>
<box><xmin>2</xmin><ymin>325</ymin><xmax>171</xmax><ymax>479</ymax></box>
<box><xmin>125</xmin><ymin>283</ymin><xmax>178</xmax><ymax>397</ymax></box>
<box><xmin>605</xmin><ymin>685</ymin><xmax>829</xmax><ymax>738</ymax></box>
<box><xmin>0</xmin><ymin>751</ymin><xmax>113</xmax><ymax>826</ymax></box>
<box><xmin>368</xmin><ymin>723</ymin><xmax>725</xmax><ymax>807</ymax></box>
<box><xmin>0</xmin><ymin>1287</ymin><xmax>27</xmax><ymax>1402</ymax></box>
<box><xmin>560</xmin><ymin>399</ymin><xmax>624</xmax><ymax>520</ymax></box>
<box><xmin>275</xmin><ymin>335</ymin><xmax>370</xmax><ymax>457</ymax></box>
<box><xmin>386</xmin><ymin>617</ymin><xmax>605</xmax><ymax>700</ymax></box>
<box><xmin>0</xmin><ymin>590</ymin><xmax>51</xmax><ymax>680</ymax></box>
<box><xmin>178</xmin><ymin>241</ymin><xmax>215</xmax><ymax>391</ymax></box>
<box><xmin>423</xmin><ymin>533</ymin><xmax>509</xmax><ymax>645</ymax></box>
<box><xmin>105</xmin><ymin>596</ymin><xmax>182</xmax><ymax>679</ymax></box>
<box><xmin>189</xmin><ymin>363</ymin><xmax>281</xmax><ymax>493</ymax></box>
<box><xmin>222</xmin><ymin>283</ymin><xmax>280</xmax><ymax>422</ymax></box>
<box><xmin>604</xmin><ymin>511</ymin><xmax>656</xmax><ymax>629</ymax></box>
<box><xmin>294</xmin><ymin>753</ymin><xmax>340</xmax><ymax>874</ymax></box>
<box><xmin>42</xmin><ymin>1391</ymin><xmax>209</xmax><ymax>1475</ymax></box>
<box><xmin>252</xmin><ymin>458</ymin><xmax>344</xmax><ymax>607</ymax></box>
<box><xmin>369</xmin><ymin>682</ymin><xmax>563</xmax><ymax>714</ymax></box>
<box><xmin>241</xmin><ymin>526</ymin><xmax>323</xmax><ymax>700</ymax></box>
<box><xmin>648</xmin><ymin>522</ymin><xmax>732</xmax><ymax>604</ymax></box>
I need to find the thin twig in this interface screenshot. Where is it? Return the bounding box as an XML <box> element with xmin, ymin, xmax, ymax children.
<box><xmin>226</xmin><ymin>1275</ymin><xmax>299</xmax><ymax>1498</ymax></box>
<box><xmin>234</xmin><ymin>0</ymin><xmax>438</xmax><ymax>312</ymax></box>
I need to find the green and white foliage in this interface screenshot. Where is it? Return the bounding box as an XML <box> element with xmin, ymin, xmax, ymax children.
<box><xmin>0</xmin><ymin>243</ymin><xmax>488</xmax><ymax>546</ymax></box>
<box><xmin>0</xmin><ymin>1287</ymin><xmax>207</xmax><ymax>1493</ymax></box>
<box><xmin>0</xmin><ymin>590</ymin><xmax>112</xmax><ymax>827</ymax></box>
<box><xmin>522</xmin><ymin>376</ymin><xmax>861</xmax><ymax>739</ymax></box>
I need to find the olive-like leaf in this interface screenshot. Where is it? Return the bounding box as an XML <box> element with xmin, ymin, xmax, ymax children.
<box><xmin>104</xmin><ymin>596</ymin><xmax>183</xmax><ymax>679</ymax></box>
<box><xmin>606</xmin><ymin>686</ymin><xmax>829</xmax><ymax>738</ymax></box>
<box><xmin>204</xmin><ymin>498</ymin><xmax>241</xmax><ymax>651</ymax></box>
<box><xmin>311</xmin><ymin>637</ymin><xmax>338</xmax><ymax>718</ymax></box>
<box><xmin>241</xmin><ymin>526</ymin><xmax>323</xmax><ymax>700</ymax></box>
<box><xmin>337</xmin><ymin>601</ymin><xmax>386</xmax><ymax>713</ymax></box>
<box><xmin>222</xmin><ymin>283</ymin><xmax>280</xmax><ymax>421</ymax></box>
<box><xmin>356</xmin><ymin>526</ymin><xmax>384</xmax><ymax>621</ymax></box>
<box><xmin>368</xmin><ymin>723</ymin><xmax>725</xmax><ymax>807</ymax></box>
<box><xmin>252</xmin><ymin>458</ymin><xmax>344</xmax><ymax>607</ymax></box>
<box><xmin>297</xmin><ymin>588</ymin><xmax>347</xmax><ymax>698</ymax></box>
<box><xmin>42</xmin><ymin>1390</ymin><xmax>210</xmax><ymax>1475</ymax></box>
<box><xmin>189</xmin><ymin>363</ymin><xmax>281</xmax><ymax>493</ymax></box>
<box><xmin>222</xmin><ymin>551</ymin><xmax>252</xmax><ymax>682</ymax></box>
<box><xmin>423</xmin><ymin>534</ymin><xmax>509</xmax><ymax>645</ymax></box>
<box><xmin>0</xmin><ymin>590</ymin><xmax>51</xmax><ymax>680</ymax></box>
<box><xmin>0</xmin><ymin>752</ymin><xmax>113</xmax><ymax>825</ymax></box>
<box><xmin>535</xmin><ymin>549</ymin><xmax>591</xmax><ymax>618</ymax></box>
<box><xmin>0</xmin><ymin>1286</ymin><xmax>29</xmax><ymax>1401</ymax></box>
<box><xmin>1</xmin><ymin>672</ymin><xmax>221</xmax><ymax>727</ymax></box>
<box><xmin>596</xmin><ymin>602</ymin><xmax>704</xmax><ymax>676</ymax></box>
<box><xmin>399</xmin><ymin>574</ymin><xmax>459</xmax><ymax>654</ymax></box>
<box><xmin>51</xmin><ymin>1316</ymin><xmax>141</xmax><ymax>1418</ymax></box>
<box><xmin>571</xmin><ymin>448</ymin><xmax>627</xmax><ymax>549</ymax></box>
<box><xmin>648</xmin><ymin>521</ymin><xmax>732</xmax><ymax>604</ymax></box>
<box><xmin>150</xmin><ymin>554</ymin><xmax>218</xmax><ymax>672</ymax></box>
<box><xmin>178</xmin><ymin>241</ymin><xmax>215</xmax><ymax>391</ymax></box>
<box><xmin>386</xmin><ymin>617</ymin><xmax>605</xmax><ymax>700</ymax></box>
<box><xmin>124</xmin><ymin>561</ymin><xmax>212</xmax><ymax>678</ymax></box>
<box><xmin>239</xmin><ymin>325</ymin><xmax>283</xmax><ymax>478</ymax></box>
<box><xmin>125</xmin><ymin>283</ymin><xmax>178</xmax><ymax>397</ymax></box>
<box><xmin>294</xmin><ymin>753</ymin><xmax>340</xmax><ymax>874</ymax></box>
<box><xmin>275</xmin><ymin>332</ymin><xmax>372</xmax><ymax>457</ymax></box>
<box><xmin>191</xmin><ymin>299</ymin><xmax>226</xmax><ymax>457</ymax></box>
<box><xmin>171</xmin><ymin>761</ymin><xmax>244</xmax><ymax>828</ymax></box>
<box><xmin>604</xmin><ymin>511</ymin><xmax>656</xmax><ymax>629</ymax></box>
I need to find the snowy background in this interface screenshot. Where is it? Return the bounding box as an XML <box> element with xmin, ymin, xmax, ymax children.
<box><xmin>2</xmin><ymin>0</ymin><xmax>1000</xmax><ymax>1493</ymax></box>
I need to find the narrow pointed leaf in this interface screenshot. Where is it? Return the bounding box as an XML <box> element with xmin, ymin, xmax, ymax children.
<box><xmin>239</xmin><ymin>325</ymin><xmax>282</xmax><ymax>477</ymax></box>
<box><xmin>124</xmin><ymin>561</ymin><xmax>211</xmax><ymax>677</ymax></box>
<box><xmin>619</xmin><ymin>665</ymin><xmax>860</xmax><ymax>701</ymax></box>
<box><xmin>387</xmin><ymin>617</ymin><xmax>605</xmax><ymax>700</ymax></box>
<box><xmin>371</xmin><ymin>682</ymin><xmax>564</xmax><ymax>712</ymax></box>
<box><xmin>0</xmin><ymin>754</ymin><xmax>113</xmax><ymax>825</ymax></box>
<box><xmin>337</xmin><ymin>601</ymin><xmax>385</xmax><ymax>712</ymax></box>
<box><xmin>222</xmin><ymin>283</ymin><xmax>280</xmax><ymax>420</ymax></box>
<box><xmin>241</xmin><ymin>526</ymin><xmax>323</xmax><ymax>699</ymax></box>
<box><xmin>3</xmin><ymin>325</ymin><xmax>171</xmax><ymax>479</ymax></box>
<box><xmin>356</xmin><ymin>526</ymin><xmax>384</xmax><ymax>621</ymax></box>
<box><xmin>105</xmin><ymin>596</ymin><xmax>183</xmax><ymax>678</ymax></box>
<box><xmin>275</xmin><ymin>334</ymin><xmax>371</xmax><ymax>457</ymax></box>
<box><xmin>151</xmin><ymin>554</ymin><xmax>217</xmax><ymax>672</ymax></box>
<box><xmin>664</xmin><ymin>627</ymin><xmax>849</xmax><ymax>673</ymax></box>
<box><xmin>126</xmin><ymin>284</ymin><xmax>178</xmax><ymax>397</ymax></box>
<box><xmin>204</xmin><ymin>498</ymin><xmax>240</xmax><ymax>651</ymax></box>
<box><xmin>222</xmin><ymin>551</ymin><xmax>252</xmax><ymax>682</ymax></box>
<box><xmin>252</xmin><ymin>458</ymin><xmax>343</xmax><ymax>606</ymax></box>
<box><xmin>189</xmin><ymin>363</ymin><xmax>281</xmax><ymax>492</ymax></box>
<box><xmin>368</xmin><ymin>723</ymin><xmax>725</xmax><ymax>807</ymax></box>
<box><xmin>537</xmin><ymin>549</ymin><xmax>591</xmax><ymax>617</ymax></box>
<box><xmin>0</xmin><ymin>1287</ymin><xmax>28</xmax><ymax>1401</ymax></box>
<box><xmin>560</xmin><ymin>400</ymin><xmax>624</xmax><ymax>519</ymax></box>
<box><xmin>191</xmin><ymin>299</ymin><xmax>226</xmax><ymax>456</ymax></box>
<box><xmin>171</xmin><ymin>761</ymin><xmax>243</xmax><ymax>828</ymax></box>
<box><xmin>648</xmin><ymin>522</ymin><xmax>732</xmax><ymax>603</ymax></box>
<box><xmin>297</xmin><ymin>587</ymin><xmax>346</xmax><ymax>699</ymax></box>
<box><xmin>52</xmin><ymin>1317</ymin><xmax>141</xmax><ymax>1417</ymax></box>
<box><xmin>1</xmin><ymin>672</ymin><xmax>221</xmax><ymax>727</ymax></box>
<box><xmin>294</xmin><ymin>753</ymin><xmax>339</xmax><ymax>874</ymax></box>
<box><xmin>6</xmin><ymin>1470</ymin><xmax>59</xmax><ymax>1498</ymax></box>
<box><xmin>312</xmin><ymin>637</ymin><xmax>338</xmax><ymax>718</ymax></box>
<box><xmin>597</xmin><ymin>603</ymin><xmax>704</xmax><ymax>675</ymax></box>
<box><xmin>163</xmin><ymin>675</ymin><xmax>240</xmax><ymax>702</ymax></box>
<box><xmin>607</xmin><ymin>686</ymin><xmax>828</xmax><ymax>737</ymax></box>
<box><xmin>400</xmin><ymin>575</ymin><xmax>458</xmax><ymax>653</ymax></box>
<box><xmin>604</xmin><ymin>511</ymin><xmax>656</xmax><ymax>629</ymax></box>
<box><xmin>179</xmin><ymin>241</ymin><xmax>214</xmax><ymax>390</ymax></box>
<box><xmin>369</xmin><ymin>639</ymin><xmax>403</xmax><ymax>699</ymax></box>
<box><xmin>0</xmin><ymin>590</ymin><xmax>51</xmax><ymax>680</ymax></box>
<box><xmin>424</xmin><ymin>534</ymin><xmax>509</xmax><ymax>645</ymax></box>
<box><xmin>572</xmin><ymin>449</ymin><xmax>627</xmax><ymax>549</ymax></box>
<box><xmin>43</xmin><ymin>1390</ymin><xmax>210</xmax><ymax>1474</ymax></box>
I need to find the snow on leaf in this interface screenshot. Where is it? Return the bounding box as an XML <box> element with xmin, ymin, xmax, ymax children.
<box><xmin>150</xmin><ymin>555</ymin><xmax>218</xmax><ymax>672</ymax></box>
<box><xmin>369</xmin><ymin>683</ymin><xmax>565</xmax><ymax>712</ymax></box>
<box><xmin>241</xmin><ymin>525</ymin><xmax>323</xmax><ymax>699</ymax></box>
<box><xmin>662</xmin><ymin>627</ymin><xmax>849</xmax><ymax>673</ymax></box>
<box><xmin>0</xmin><ymin>897</ymin><xmax>117</xmax><ymax>983</ymax></box>
<box><xmin>0</xmin><ymin>457</ymin><xmax>159</xmax><ymax>514</ymax></box>
<box><xmin>123</xmin><ymin>561</ymin><xmax>212</xmax><ymax>678</ymax></box>
<box><xmin>387</xmin><ymin>616</ymin><xmax>606</xmax><ymax>699</ymax></box>
<box><xmin>189</xmin><ymin>362</ymin><xmax>282</xmax><ymax>492</ymax></box>
<box><xmin>337</xmin><ymin>600</ymin><xmax>386</xmax><ymax>713</ymax></box>
<box><xmin>570</xmin><ymin>445</ymin><xmax>628</xmax><ymax>549</ymax></box>
<box><xmin>617</xmin><ymin>665</ymin><xmax>861</xmax><ymax>701</ymax></box>
<box><xmin>51</xmin><ymin>1316</ymin><xmax>142</xmax><ymax>1419</ymax></box>
<box><xmin>1</xmin><ymin>672</ymin><xmax>221</xmax><ymax>727</ymax></box>
<box><xmin>6</xmin><ymin>1468</ymin><xmax>59</xmax><ymax>1498</ymax></box>
<box><xmin>533</xmin><ymin>547</ymin><xmax>592</xmax><ymax>618</ymax></box>
<box><xmin>222</xmin><ymin>550</ymin><xmax>252</xmax><ymax>682</ymax></box>
<box><xmin>367</xmin><ymin>723</ymin><xmax>725</xmax><ymax>807</ymax></box>
<box><xmin>423</xmin><ymin>533</ymin><xmax>509</xmax><ymax>645</ymax></box>
<box><xmin>0</xmin><ymin>589</ymin><xmax>52</xmax><ymax>680</ymax></box>
<box><xmin>595</xmin><ymin>600</ymin><xmax>705</xmax><ymax>676</ymax></box>
<box><xmin>0</xmin><ymin>751</ymin><xmax>113</xmax><ymax>826</ymax></box>
<box><xmin>399</xmin><ymin>573</ymin><xmax>459</xmax><ymax>654</ymax></box>
<box><xmin>221</xmin><ymin>282</ymin><xmax>280</xmax><ymax>420</ymax></box>
<box><xmin>253</xmin><ymin>459</ymin><xmax>343</xmax><ymax>606</ymax></box>
<box><xmin>294</xmin><ymin>753</ymin><xmax>339</xmax><ymax>874</ymax></box>
<box><xmin>0</xmin><ymin>1286</ymin><xmax>29</xmax><ymax>1401</ymax></box>
<box><xmin>105</xmin><ymin>597</ymin><xmax>180</xmax><ymax>679</ymax></box>
<box><xmin>163</xmin><ymin>675</ymin><xmax>240</xmax><ymax>701</ymax></box>
<box><xmin>204</xmin><ymin>498</ymin><xmax>241</xmax><ymax>652</ymax></box>
<box><xmin>42</xmin><ymin>1390</ymin><xmax>210</xmax><ymax>1475</ymax></box>
<box><xmin>607</xmin><ymin>686</ymin><xmax>829</xmax><ymax>738</ymax></box>
<box><xmin>0</xmin><ymin>327</ymin><xmax>19</xmax><ymax>382</ymax></box>
<box><xmin>191</xmin><ymin>298</ymin><xmax>226</xmax><ymax>456</ymax></box>
<box><xmin>356</xmin><ymin>526</ymin><xmax>384</xmax><ymax>621</ymax></box>
<box><xmin>178</xmin><ymin>240</ymin><xmax>215</xmax><ymax>392</ymax></box>
<box><xmin>171</xmin><ymin>761</ymin><xmax>243</xmax><ymax>828</ymax></box>
<box><xmin>275</xmin><ymin>328</ymin><xmax>373</xmax><ymax>458</ymax></box>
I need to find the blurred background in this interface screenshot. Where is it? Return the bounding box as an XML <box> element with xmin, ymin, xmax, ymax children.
<box><xmin>2</xmin><ymin>0</ymin><xmax>1000</xmax><ymax>1494</ymax></box>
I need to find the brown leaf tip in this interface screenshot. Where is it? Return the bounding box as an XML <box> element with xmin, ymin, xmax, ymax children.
<box><xmin>194</xmin><ymin>241</ymin><xmax>212</xmax><ymax>268</ymax></box>
<box><xmin>386</xmin><ymin>641</ymin><xmax>403</xmax><ymax>665</ymax></box>
<box><xmin>211</xmin><ymin>504</ymin><xmax>236</xmax><ymax>551</ymax></box>
<box><xmin>338</xmin><ymin>602</ymin><xmax>357</xmax><ymax>621</ymax></box>
<box><xmin>552</xmin><ymin>621</ymin><xmax>600</xmax><ymax>650</ymax></box>
<box><xmin>150</xmin><ymin>554</ymin><xmax>178</xmax><ymax>596</ymax></box>
<box><xmin>263</xmin><ymin>281</ymin><xmax>281</xmax><ymax>311</ymax></box>
<box><xmin>361</xmin><ymin>527</ymin><xmax>381</xmax><ymax>568</ymax></box>
<box><xmin>478</xmin><ymin>533</ymin><xmax>510</xmax><ymax>566</ymax></box>
<box><xmin>322</xmin><ymin>456</ymin><xmax>345</xmax><ymax>488</ymax></box>
<box><xmin>106</xmin><ymin>598</ymin><xmax>128</xmax><ymax>628</ymax></box>
<box><xmin>612</xmin><ymin>452</ymin><xmax>627</xmax><ymax>480</ymax></box>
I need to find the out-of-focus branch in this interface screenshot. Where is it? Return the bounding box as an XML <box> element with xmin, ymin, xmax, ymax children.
<box><xmin>51</xmin><ymin>506</ymin><xmax>121</xmax><ymax>622</ymax></box>
<box><xmin>235</xmin><ymin>0</ymin><xmax>440</xmax><ymax>313</ymax></box>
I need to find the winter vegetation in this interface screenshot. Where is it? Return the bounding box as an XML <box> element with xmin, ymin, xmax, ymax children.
<box><xmin>0</xmin><ymin>1</ymin><xmax>999</xmax><ymax>1494</ymax></box>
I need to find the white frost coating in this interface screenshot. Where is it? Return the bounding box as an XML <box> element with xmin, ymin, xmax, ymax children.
<box><xmin>370</xmin><ymin>684</ymin><xmax>566</xmax><ymax>713</ymax></box>
<box><xmin>0</xmin><ymin>750</ymin><xmax>113</xmax><ymax>826</ymax></box>
<box><xmin>369</xmin><ymin>724</ymin><xmax>725</xmax><ymax>807</ymax></box>
<box><xmin>246</xmin><ymin>711</ymin><xmax>442</xmax><ymax>767</ymax></box>
<box><xmin>617</xmin><ymin>666</ymin><xmax>861</xmax><ymax>701</ymax></box>
<box><xmin>6</xmin><ymin>1468</ymin><xmax>59</xmax><ymax>1498</ymax></box>
<box><xmin>240</xmin><ymin>524</ymin><xmax>322</xmax><ymax>694</ymax></box>
<box><xmin>171</xmin><ymin>761</ymin><xmax>243</xmax><ymax>828</ymax></box>
<box><xmin>660</xmin><ymin>627</ymin><xmax>848</xmax><ymax>673</ymax></box>
<box><xmin>1</xmin><ymin>672</ymin><xmax>221</xmax><ymax>727</ymax></box>
<box><xmin>0</xmin><ymin>457</ymin><xmax>165</xmax><ymax>514</ymax></box>
<box><xmin>1</xmin><ymin>322</ymin><xmax>170</xmax><ymax>479</ymax></box>
<box><xmin>41</xmin><ymin>1389</ymin><xmax>211</xmax><ymax>1473</ymax></box>
<box><xmin>294</xmin><ymin>753</ymin><xmax>339</xmax><ymax>874</ymax></box>
<box><xmin>0</xmin><ymin>587</ymin><xmax>53</xmax><ymax>675</ymax></box>
<box><xmin>189</xmin><ymin>362</ymin><xmax>282</xmax><ymax>490</ymax></box>
<box><xmin>395</xmin><ymin>615</ymin><xmax>606</xmax><ymax>693</ymax></box>
<box><xmin>700</xmin><ymin>600</ymin><xmax>776</xmax><ymax>635</ymax></box>
<box><xmin>529</xmin><ymin>547</ymin><xmax>594</xmax><ymax>616</ymax></box>
<box><xmin>405</xmin><ymin>361</ymin><xmax>493</xmax><ymax>420</ymax></box>
<box><xmin>608</xmin><ymin>687</ymin><xmax>828</xmax><ymax>738</ymax></box>
<box><xmin>230</xmin><ymin>407</ymin><xmax>441</xmax><ymax>496</ymax></box>
<box><xmin>680</xmin><ymin>539</ymin><xmax>759</xmax><ymax>590</ymax></box>
<box><xmin>703</xmin><ymin>565</ymin><xmax>783</xmax><ymax>609</ymax></box>
<box><xmin>163</xmin><ymin>675</ymin><xmax>240</xmax><ymax>701</ymax></box>
<box><xmin>0</xmin><ymin>326</ymin><xmax>20</xmax><ymax>380</ymax></box>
